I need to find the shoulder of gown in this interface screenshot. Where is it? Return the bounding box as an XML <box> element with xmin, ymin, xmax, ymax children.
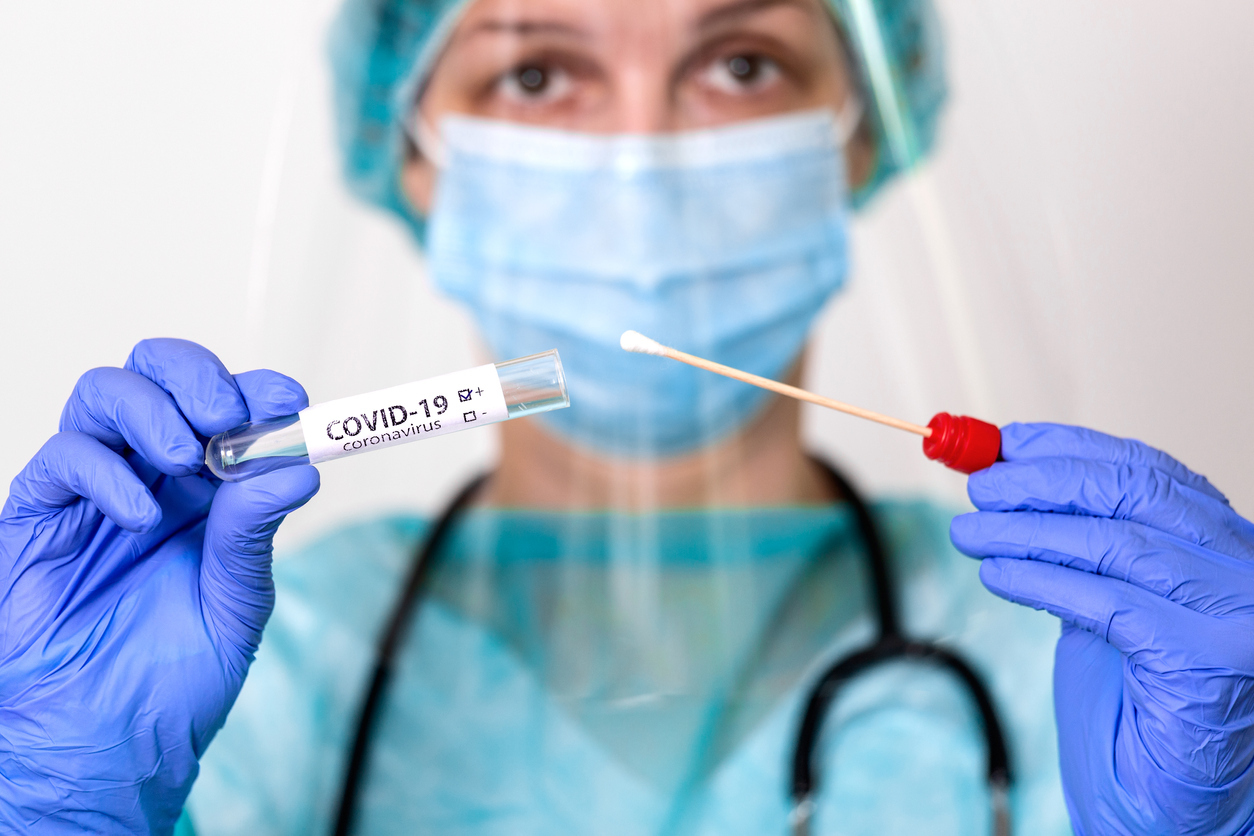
<box><xmin>182</xmin><ymin>514</ymin><xmax>429</xmax><ymax>836</ymax></box>
<box><xmin>870</xmin><ymin>499</ymin><xmax>1070</xmax><ymax>835</ymax></box>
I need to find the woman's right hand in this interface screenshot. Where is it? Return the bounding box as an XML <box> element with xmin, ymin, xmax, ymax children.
<box><xmin>0</xmin><ymin>339</ymin><xmax>320</xmax><ymax>834</ymax></box>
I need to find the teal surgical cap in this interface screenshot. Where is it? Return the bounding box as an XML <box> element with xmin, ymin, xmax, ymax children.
<box><xmin>327</xmin><ymin>0</ymin><xmax>946</xmax><ymax>241</ymax></box>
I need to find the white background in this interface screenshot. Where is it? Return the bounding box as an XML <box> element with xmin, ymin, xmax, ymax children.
<box><xmin>1</xmin><ymin>0</ymin><xmax>1251</xmax><ymax>552</ymax></box>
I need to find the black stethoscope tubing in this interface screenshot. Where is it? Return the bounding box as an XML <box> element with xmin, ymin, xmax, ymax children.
<box><xmin>332</xmin><ymin>461</ymin><xmax>1012</xmax><ymax>836</ymax></box>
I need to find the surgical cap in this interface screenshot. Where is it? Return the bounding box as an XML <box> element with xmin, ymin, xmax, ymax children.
<box><xmin>327</xmin><ymin>0</ymin><xmax>946</xmax><ymax>241</ymax></box>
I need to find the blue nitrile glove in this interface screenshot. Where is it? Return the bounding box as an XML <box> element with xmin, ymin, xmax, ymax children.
<box><xmin>0</xmin><ymin>339</ymin><xmax>320</xmax><ymax>834</ymax></box>
<box><xmin>950</xmin><ymin>423</ymin><xmax>1254</xmax><ymax>835</ymax></box>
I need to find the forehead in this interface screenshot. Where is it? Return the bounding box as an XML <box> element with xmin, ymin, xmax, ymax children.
<box><xmin>448</xmin><ymin>0</ymin><xmax>833</xmax><ymax>39</ymax></box>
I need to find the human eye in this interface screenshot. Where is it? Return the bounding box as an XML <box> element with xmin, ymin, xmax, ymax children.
<box><xmin>493</xmin><ymin>61</ymin><xmax>574</xmax><ymax>104</ymax></box>
<box><xmin>696</xmin><ymin>52</ymin><xmax>783</xmax><ymax>95</ymax></box>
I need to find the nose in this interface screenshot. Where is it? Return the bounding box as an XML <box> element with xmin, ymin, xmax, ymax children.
<box><xmin>614</xmin><ymin>64</ymin><xmax>681</xmax><ymax>134</ymax></box>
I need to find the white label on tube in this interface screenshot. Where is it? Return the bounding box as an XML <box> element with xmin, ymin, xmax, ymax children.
<box><xmin>299</xmin><ymin>364</ymin><xmax>509</xmax><ymax>465</ymax></box>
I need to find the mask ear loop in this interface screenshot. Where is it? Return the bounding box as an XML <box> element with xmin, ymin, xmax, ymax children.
<box><xmin>833</xmin><ymin>95</ymin><xmax>865</xmax><ymax>148</ymax></box>
<box><xmin>406</xmin><ymin>112</ymin><xmax>449</xmax><ymax>170</ymax></box>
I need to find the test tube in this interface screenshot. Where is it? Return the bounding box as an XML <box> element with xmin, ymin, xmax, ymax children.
<box><xmin>205</xmin><ymin>349</ymin><xmax>568</xmax><ymax>482</ymax></box>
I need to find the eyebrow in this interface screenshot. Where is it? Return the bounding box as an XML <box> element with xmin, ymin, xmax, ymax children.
<box><xmin>696</xmin><ymin>0</ymin><xmax>819</xmax><ymax>30</ymax></box>
<box><xmin>460</xmin><ymin>18</ymin><xmax>590</xmax><ymax>40</ymax></box>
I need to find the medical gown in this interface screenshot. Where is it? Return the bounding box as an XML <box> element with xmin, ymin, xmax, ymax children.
<box><xmin>180</xmin><ymin>499</ymin><xmax>1071</xmax><ymax>835</ymax></box>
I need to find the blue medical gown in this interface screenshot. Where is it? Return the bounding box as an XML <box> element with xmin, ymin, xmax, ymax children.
<box><xmin>180</xmin><ymin>500</ymin><xmax>1072</xmax><ymax>835</ymax></box>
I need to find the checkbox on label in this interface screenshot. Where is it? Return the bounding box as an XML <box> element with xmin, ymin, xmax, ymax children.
<box><xmin>463</xmin><ymin>410</ymin><xmax>477</xmax><ymax>422</ymax></box>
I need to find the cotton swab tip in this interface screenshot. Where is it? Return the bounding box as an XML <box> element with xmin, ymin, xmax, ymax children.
<box><xmin>620</xmin><ymin>330</ymin><xmax>668</xmax><ymax>356</ymax></box>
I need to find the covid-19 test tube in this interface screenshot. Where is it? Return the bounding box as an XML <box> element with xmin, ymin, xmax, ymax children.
<box><xmin>205</xmin><ymin>350</ymin><xmax>568</xmax><ymax>481</ymax></box>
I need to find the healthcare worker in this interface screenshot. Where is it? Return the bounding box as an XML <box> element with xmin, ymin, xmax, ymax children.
<box><xmin>3</xmin><ymin>0</ymin><xmax>1254</xmax><ymax>834</ymax></box>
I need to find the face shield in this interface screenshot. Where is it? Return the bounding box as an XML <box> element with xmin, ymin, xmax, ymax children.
<box><xmin>259</xmin><ymin>0</ymin><xmax>1077</xmax><ymax>510</ymax></box>
<box><xmin>234</xmin><ymin>0</ymin><xmax>1078</xmax><ymax>830</ymax></box>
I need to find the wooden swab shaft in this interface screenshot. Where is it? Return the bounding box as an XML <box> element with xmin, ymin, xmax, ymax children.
<box><xmin>659</xmin><ymin>345</ymin><xmax>933</xmax><ymax>438</ymax></box>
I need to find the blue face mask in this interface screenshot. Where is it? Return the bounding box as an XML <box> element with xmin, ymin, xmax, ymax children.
<box><xmin>423</xmin><ymin>109</ymin><xmax>854</xmax><ymax>457</ymax></box>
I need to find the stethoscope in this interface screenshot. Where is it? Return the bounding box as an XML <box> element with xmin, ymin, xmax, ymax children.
<box><xmin>331</xmin><ymin>460</ymin><xmax>1013</xmax><ymax>836</ymax></box>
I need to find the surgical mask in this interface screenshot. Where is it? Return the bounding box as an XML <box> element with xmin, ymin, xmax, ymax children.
<box><xmin>419</xmin><ymin>107</ymin><xmax>857</xmax><ymax>457</ymax></box>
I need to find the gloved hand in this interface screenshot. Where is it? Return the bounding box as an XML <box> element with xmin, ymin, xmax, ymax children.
<box><xmin>0</xmin><ymin>339</ymin><xmax>320</xmax><ymax>835</ymax></box>
<box><xmin>951</xmin><ymin>423</ymin><xmax>1254</xmax><ymax>835</ymax></box>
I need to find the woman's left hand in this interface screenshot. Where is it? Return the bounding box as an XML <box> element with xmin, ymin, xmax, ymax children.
<box><xmin>950</xmin><ymin>423</ymin><xmax>1254</xmax><ymax>836</ymax></box>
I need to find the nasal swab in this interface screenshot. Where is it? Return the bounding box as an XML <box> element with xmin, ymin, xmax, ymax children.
<box><xmin>619</xmin><ymin>330</ymin><xmax>1001</xmax><ymax>473</ymax></box>
<box><xmin>619</xmin><ymin>330</ymin><xmax>931</xmax><ymax>435</ymax></box>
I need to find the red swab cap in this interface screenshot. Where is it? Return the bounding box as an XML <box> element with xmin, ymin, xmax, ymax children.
<box><xmin>923</xmin><ymin>413</ymin><xmax>1002</xmax><ymax>474</ymax></box>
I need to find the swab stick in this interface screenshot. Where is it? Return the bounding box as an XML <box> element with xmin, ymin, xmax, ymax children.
<box><xmin>619</xmin><ymin>330</ymin><xmax>933</xmax><ymax>438</ymax></box>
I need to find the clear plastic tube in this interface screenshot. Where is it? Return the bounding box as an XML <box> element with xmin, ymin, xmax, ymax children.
<box><xmin>205</xmin><ymin>349</ymin><xmax>567</xmax><ymax>481</ymax></box>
